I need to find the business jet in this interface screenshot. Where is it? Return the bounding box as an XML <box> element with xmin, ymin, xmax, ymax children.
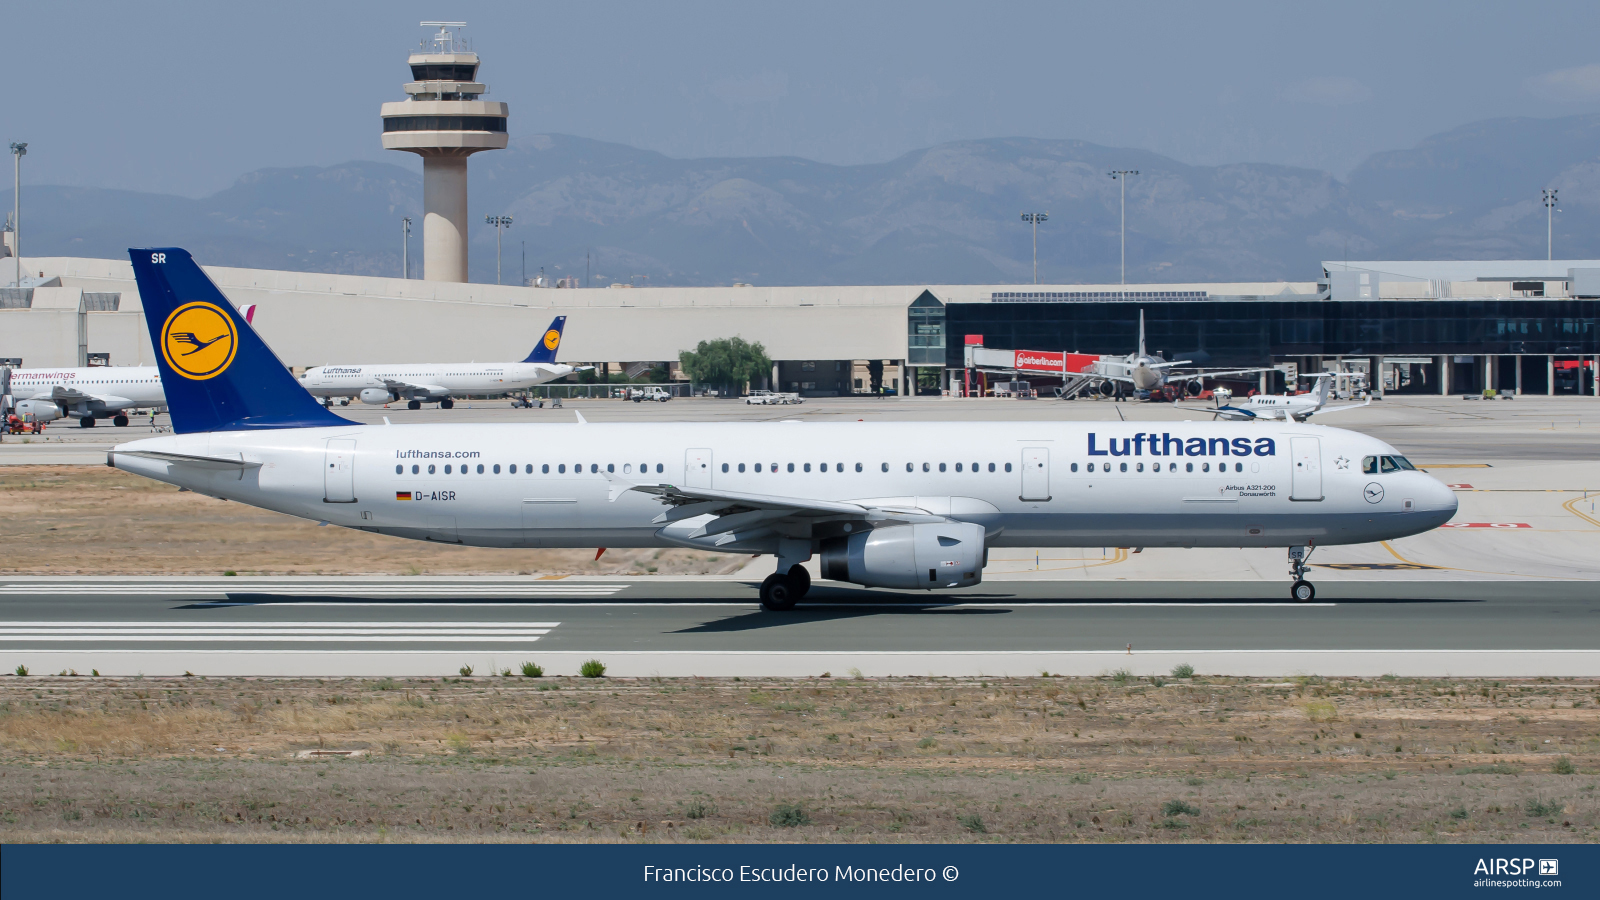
<box><xmin>1085</xmin><ymin>310</ymin><xmax>1272</xmax><ymax>400</ymax></box>
<box><xmin>297</xmin><ymin>315</ymin><xmax>587</xmax><ymax>409</ymax></box>
<box><xmin>5</xmin><ymin>365</ymin><xmax>165</xmax><ymax>427</ymax></box>
<box><xmin>1191</xmin><ymin>374</ymin><xmax>1370</xmax><ymax>422</ymax></box>
<box><xmin>109</xmin><ymin>248</ymin><xmax>1457</xmax><ymax>608</ymax></box>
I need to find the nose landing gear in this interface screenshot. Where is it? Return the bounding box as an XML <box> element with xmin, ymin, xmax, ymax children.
<box><xmin>1288</xmin><ymin>544</ymin><xmax>1317</xmax><ymax>602</ymax></box>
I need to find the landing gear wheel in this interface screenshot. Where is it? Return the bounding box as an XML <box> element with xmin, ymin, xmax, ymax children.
<box><xmin>759</xmin><ymin>573</ymin><xmax>798</xmax><ymax>611</ymax></box>
<box><xmin>440</xmin><ymin>398</ymin><xmax>454</xmax><ymax>409</ymax></box>
<box><xmin>407</xmin><ymin>400</ymin><xmax>422</xmax><ymax>410</ymax></box>
<box><xmin>112</xmin><ymin>414</ymin><xmax>129</xmax><ymax>427</ymax></box>
<box><xmin>1291</xmin><ymin>580</ymin><xmax>1315</xmax><ymax>602</ymax></box>
<box><xmin>786</xmin><ymin>564</ymin><xmax>811</xmax><ymax>599</ymax></box>
<box><xmin>79</xmin><ymin>417</ymin><xmax>96</xmax><ymax>428</ymax></box>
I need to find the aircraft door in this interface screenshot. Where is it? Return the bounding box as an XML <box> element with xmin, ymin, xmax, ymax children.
<box><xmin>685</xmin><ymin>448</ymin><xmax>713</xmax><ymax>488</ymax></box>
<box><xmin>1290</xmin><ymin>437</ymin><xmax>1322</xmax><ymax>501</ymax></box>
<box><xmin>1020</xmin><ymin>447</ymin><xmax>1051</xmax><ymax>501</ymax></box>
<box><xmin>323</xmin><ymin>438</ymin><xmax>356</xmax><ymax>503</ymax></box>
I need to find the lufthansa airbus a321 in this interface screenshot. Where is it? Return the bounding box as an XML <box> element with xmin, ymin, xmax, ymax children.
<box><xmin>109</xmin><ymin>249</ymin><xmax>1458</xmax><ymax>607</ymax></box>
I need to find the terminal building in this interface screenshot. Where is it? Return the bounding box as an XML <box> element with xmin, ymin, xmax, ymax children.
<box><xmin>2</xmin><ymin>255</ymin><xmax>1597</xmax><ymax>397</ymax></box>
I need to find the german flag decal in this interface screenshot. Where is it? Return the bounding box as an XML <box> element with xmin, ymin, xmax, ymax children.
<box><xmin>396</xmin><ymin>491</ymin><xmax>413</xmax><ymax>501</ymax></box>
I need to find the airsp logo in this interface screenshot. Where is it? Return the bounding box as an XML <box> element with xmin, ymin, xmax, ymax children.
<box><xmin>160</xmin><ymin>301</ymin><xmax>238</xmax><ymax>380</ymax></box>
<box><xmin>543</xmin><ymin>329</ymin><xmax>562</xmax><ymax>351</ymax></box>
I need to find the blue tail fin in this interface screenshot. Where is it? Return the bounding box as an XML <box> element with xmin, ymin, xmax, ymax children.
<box><xmin>129</xmin><ymin>248</ymin><xmax>354</xmax><ymax>433</ymax></box>
<box><xmin>524</xmin><ymin>316</ymin><xmax>568</xmax><ymax>363</ymax></box>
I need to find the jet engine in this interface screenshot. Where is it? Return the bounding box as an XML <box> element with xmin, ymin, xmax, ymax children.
<box><xmin>1095</xmin><ymin>380</ymin><xmax>1116</xmax><ymax>397</ymax></box>
<box><xmin>819</xmin><ymin>522</ymin><xmax>985</xmax><ymax>590</ymax></box>
<box><xmin>1185</xmin><ymin>379</ymin><xmax>1204</xmax><ymax>397</ymax></box>
<box><xmin>359</xmin><ymin>388</ymin><xmax>395</xmax><ymax>405</ymax></box>
<box><xmin>14</xmin><ymin>399</ymin><xmax>62</xmax><ymax>422</ymax></box>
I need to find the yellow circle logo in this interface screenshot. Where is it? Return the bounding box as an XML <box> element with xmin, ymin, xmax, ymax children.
<box><xmin>160</xmin><ymin>302</ymin><xmax>238</xmax><ymax>380</ymax></box>
<box><xmin>543</xmin><ymin>329</ymin><xmax>561</xmax><ymax>351</ymax></box>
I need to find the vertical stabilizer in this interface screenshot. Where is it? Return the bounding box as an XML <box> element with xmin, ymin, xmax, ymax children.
<box><xmin>1137</xmin><ymin>309</ymin><xmax>1147</xmax><ymax>359</ymax></box>
<box><xmin>128</xmin><ymin>248</ymin><xmax>354</xmax><ymax>433</ymax></box>
<box><xmin>524</xmin><ymin>315</ymin><xmax>568</xmax><ymax>363</ymax></box>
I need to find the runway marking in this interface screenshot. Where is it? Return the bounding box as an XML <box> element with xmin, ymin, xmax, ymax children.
<box><xmin>1563</xmin><ymin>495</ymin><xmax>1600</xmax><ymax>529</ymax></box>
<box><xmin>0</xmin><ymin>584</ymin><xmax>624</xmax><ymax>596</ymax></box>
<box><xmin>0</xmin><ymin>621</ymin><xmax>560</xmax><ymax>645</ymax></box>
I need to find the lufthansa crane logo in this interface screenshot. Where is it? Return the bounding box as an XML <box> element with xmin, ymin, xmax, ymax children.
<box><xmin>160</xmin><ymin>302</ymin><xmax>238</xmax><ymax>380</ymax></box>
<box><xmin>543</xmin><ymin>329</ymin><xmax>562</xmax><ymax>351</ymax></box>
<box><xmin>1364</xmin><ymin>482</ymin><xmax>1385</xmax><ymax>504</ymax></box>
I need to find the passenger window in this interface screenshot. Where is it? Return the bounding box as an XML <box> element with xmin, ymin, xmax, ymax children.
<box><xmin>1119</xmin><ymin>463</ymin><xmax>1127</xmax><ymax>473</ymax></box>
<box><xmin>737</xmin><ymin>463</ymin><xmax>745</xmax><ymax>473</ymax></box>
<box><xmin>462</xmin><ymin>466</ymin><xmax>469</xmax><ymax>476</ymax></box>
<box><xmin>428</xmin><ymin>464</ymin><xmax>436</xmax><ymax>474</ymax></box>
<box><xmin>445</xmin><ymin>465</ymin><xmax>453</xmax><ymax>474</ymax></box>
<box><xmin>558</xmin><ymin>464</ymin><xmax>566</xmax><ymax>474</ymax></box>
<box><xmin>395</xmin><ymin>465</ymin><xmax>403</xmax><ymax>474</ymax></box>
<box><xmin>836</xmin><ymin>462</ymin><xmax>843</xmax><ymax>473</ymax></box>
<box><xmin>607</xmin><ymin>464</ymin><xmax>614</xmax><ymax>473</ymax></box>
<box><xmin>477</xmin><ymin>464</ymin><xmax>485</xmax><ymax>474</ymax></box>
<box><xmin>820</xmin><ymin>463</ymin><xmax>828</xmax><ymax>472</ymax></box>
<box><xmin>1136</xmin><ymin>462</ymin><xmax>1144</xmax><ymax>472</ymax></box>
<box><xmin>543</xmin><ymin>464</ymin><xmax>550</xmax><ymax>474</ymax></box>
<box><xmin>1070</xmin><ymin>463</ymin><xmax>1078</xmax><ymax>472</ymax></box>
<box><xmin>1202</xmin><ymin>462</ymin><xmax>1210</xmax><ymax>472</ymax></box>
<box><xmin>1362</xmin><ymin>456</ymin><xmax>1377</xmax><ymax>474</ymax></box>
<box><xmin>1004</xmin><ymin>463</ymin><xmax>1012</xmax><ymax>473</ymax></box>
<box><xmin>721</xmin><ymin>463</ymin><xmax>729</xmax><ymax>473</ymax></box>
<box><xmin>1235</xmin><ymin>463</ymin><xmax>1243</xmax><ymax>473</ymax></box>
<box><xmin>509</xmin><ymin>464</ymin><xmax>518</xmax><ymax>474</ymax></box>
<box><xmin>624</xmin><ymin>464</ymin><xmax>633</xmax><ymax>474</ymax></box>
<box><xmin>804</xmin><ymin>463</ymin><xmax>812</xmax><ymax>472</ymax></box>
<box><xmin>955</xmin><ymin>463</ymin><xmax>963</xmax><ymax>472</ymax></box>
<box><xmin>939</xmin><ymin>463</ymin><xmax>947</xmax><ymax>472</ymax></box>
<box><xmin>788</xmin><ymin>463</ymin><xmax>795</xmax><ymax>473</ymax></box>
<box><xmin>906</xmin><ymin>463</ymin><xmax>913</xmax><ymax>472</ymax></box>
<box><xmin>880</xmin><ymin>463</ymin><xmax>887</xmax><ymax>472</ymax></box>
<box><xmin>988</xmin><ymin>463</ymin><xmax>995</xmax><ymax>472</ymax></box>
<box><xmin>755</xmin><ymin>463</ymin><xmax>763</xmax><ymax>472</ymax></box>
<box><xmin>1185</xmin><ymin>462</ymin><xmax>1193</xmax><ymax>473</ymax></box>
<box><xmin>591</xmin><ymin>464</ymin><xmax>599</xmax><ymax>474</ymax></box>
<box><xmin>922</xmin><ymin>463</ymin><xmax>930</xmax><ymax>472</ymax></box>
<box><xmin>856</xmin><ymin>463</ymin><xmax>863</xmax><ymax>472</ymax></box>
<box><xmin>493</xmin><ymin>464</ymin><xmax>501</xmax><ymax>474</ymax></box>
<box><xmin>971</xmin><ymin>462</ymin><xmax>978</xmax><ymax>472</ymax></box>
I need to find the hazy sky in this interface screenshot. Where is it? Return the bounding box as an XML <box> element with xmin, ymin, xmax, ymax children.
<box><xmin>5</xmin><ymin>0</ymin><xmax>1599</xmax><ymax>197</ymax></box>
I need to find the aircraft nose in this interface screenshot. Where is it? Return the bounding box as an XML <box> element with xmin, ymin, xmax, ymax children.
<box><xmin>1424</xmin><ymin>477</ymin><xmax>1458</xmax><ymax>525</ymax></box>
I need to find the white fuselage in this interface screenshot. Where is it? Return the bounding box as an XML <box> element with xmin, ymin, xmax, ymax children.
<box><xmin>298</xmin><ymin>362</ymin><xmax>574</xmax><ymax>402</ymax></box>
<box><xmin>9</xmin><ymin>366</ymin><xmax>166</xmax><ymax>415</ymax></box>
<box><xmin>110</xmin><ymin>420</ymin><xmax>1457</xmax><ymax>554</ymax></box>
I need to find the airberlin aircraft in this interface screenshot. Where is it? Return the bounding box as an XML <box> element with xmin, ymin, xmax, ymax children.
<box><xmin>110</xmin><ymin>248</ymin><xmax>1457</xmax><ymax>608</ymax></box>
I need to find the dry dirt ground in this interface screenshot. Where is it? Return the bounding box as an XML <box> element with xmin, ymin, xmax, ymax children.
<box><xmin>1</xmin><ymin>674</ymin><xmax>1595</xmax><ymax>844</ymax></box>
<box><xmin>0</xmin><ymin>466</ymin><xmax>743</xmax><ymax>576</ymax></box>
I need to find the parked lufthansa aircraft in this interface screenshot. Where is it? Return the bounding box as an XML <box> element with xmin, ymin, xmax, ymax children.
<box><xmin>298</xmin><ymin>315</ymin><xmax>587</xmax><ymax>409</ymax></box>
<box><xmin>110</xmin><ymin>249</ymin><xmax>1457</xmax><ymax>607</ymax></box>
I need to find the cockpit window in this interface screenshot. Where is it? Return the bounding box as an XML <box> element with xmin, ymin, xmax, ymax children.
<box><xmin>1362</xmin><ymin>456</ymin><xmax>1378</xmax><ymax>475</ymax></box>
<box><xmin>1378</xmin><ymin>455</ymin><xmax>1416</xmax><ymax>474</ymax></box>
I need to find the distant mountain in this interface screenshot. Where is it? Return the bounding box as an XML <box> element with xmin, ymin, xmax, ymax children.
<box><xmin>9</xmin><ymin>114</ymin><xmax>1598</xmax><ymax>286</ymax></box>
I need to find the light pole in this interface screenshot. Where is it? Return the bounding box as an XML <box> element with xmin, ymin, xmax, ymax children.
<box><xmin>1020</xmin><ymin>212</ymin><xmax>1048</xmax><ymax>284</ymax></box>
<box><xmin>401</xmin><ymin>217</ymin><xmax>411</xmax><ymax>279</ymax></box>
<box><xmin>1542</xmin><ymin>189</ymin><xmax>1559</xmax><ymax>261</ymax></box>
<box><xmin>1108</xmin><ymin>170</ymin><xmax>1138</xmax><ymax>284</ymax></box>
<box><xmin>485</xmin><ymin>215</ymin><xmax>513</xmax><ymax>284</ymax></box>
<box><xmin>9</xmin><ymin>142</ymin><xmax>25</xmax><ymax>286</ymax></box>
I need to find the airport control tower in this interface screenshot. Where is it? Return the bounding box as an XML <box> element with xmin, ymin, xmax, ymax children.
<box><xmin>381</xmin><ymin>22</ymin><xmax>508</xmax><ymax>282</ymax></box>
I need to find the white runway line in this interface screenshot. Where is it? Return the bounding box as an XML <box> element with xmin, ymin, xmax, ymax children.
<box><xmin>0</xmin><ymin>621</ymin><xmax>560</xmax><ymax>644</ymax></box>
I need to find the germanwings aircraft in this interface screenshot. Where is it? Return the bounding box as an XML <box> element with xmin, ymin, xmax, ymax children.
<box><xmin>1194</xmin><ymin>374</ymin><xmax>1371</xmax><ymax>422</ymax></box>
<box><xmin>110</xmin><ymin>249</ymin><xmax>1457</xmax><ymax>607</ymax></box>
<box><xmin>298</xmin><ymin>315</ymin><xmax>587</xmax><ymax>409</ymax></box>
<box><xmin>7</xmin><ymin>365</ymin><xmax>165</xmax><ymax>427</ymax></box>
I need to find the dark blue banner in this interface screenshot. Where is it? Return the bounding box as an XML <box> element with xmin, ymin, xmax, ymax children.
<box><xmin>3</xmin><ymin>843</ymin><xmax>1593</xmax><ymax>898</ymax></box>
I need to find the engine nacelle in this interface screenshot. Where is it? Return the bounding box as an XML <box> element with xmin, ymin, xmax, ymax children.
<box><xmin>1185</xmin><ymin>379</ymin><xmax>1204</xmax><ymax>397</ymax></box>
<box><xmin>1095</xmin><ymin>380</ymin><xmax>1116</xmax><ymax>397</ymax></box>
<box><xmin>14</xmin><ymin>399</ymin><xmax>62</xmax><ymax>422</ymax></box>
<box><xmin>359</xmin><ymin>388</ymin><xmax>395</xmax><ymax>405</ymax></box>
<box><xmin>820</xmin><ymin>522</ymin><xmax>985</xmax><ymax>590</ymax></box>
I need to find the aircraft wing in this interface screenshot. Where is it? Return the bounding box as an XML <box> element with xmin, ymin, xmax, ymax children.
<box><xmin>1308</xmin><ymin>397</ymin><xmax>1371</xmax><ymax>417</ymax></box>
<box><xmin>382</xmin><ymin>379</ymin><xmax>450</xmax><ymax>398</ymax></box>
<box><xmin>49</xmin><ymin>386</ymin><xmax>133</xmax><ymax>409</ymax></box>
<box><xmin>617</xmin><ymin>481</ymin><xmax>944</xmax><ymax>539</ymax></box>
<box><xmin>1165</xmin><ymin>366</ymin><xmax>1275</xmax><ymax>379</ymax></box>
<box><xmin>1179</xmin><ymin>404</ymin><xmax>1258</xmax><ymax>421</ymax></box>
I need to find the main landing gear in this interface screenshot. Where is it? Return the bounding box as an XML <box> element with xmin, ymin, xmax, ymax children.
<box><xmin>440</xmin><ymin>398</ymin><xmax>454</xmax><ymax>409</ymax></box>
<box><xmin>1288</xmin><ymin>544</ymin><xmax>1316</xmax><ymax>602</ymax></box>
<box><xmin>759</xmin><ymin>564</ymin><xmax>811</xmax><ymax>611</ymax></box>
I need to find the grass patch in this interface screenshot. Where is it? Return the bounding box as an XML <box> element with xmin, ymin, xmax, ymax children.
<box><xmin>520</xmin><ymin>662</ymin><xmax>544</xmax><ymax>678</ymax></box>
<box><xmin>1552</xmin><ymin>757</ymin><xmax>1575</xmax><ymax>775</ymax></box>
<box><xmin>1462</xmin><ymin>764</ymin><xmax>1520</xmax><ymax>775</ymax></box>
<box><xmin>1162</xmin><ymin>800</ymin><xmax>1200</xmax><ymax>817</ymax></box>
<box><xmin>1524</xmin><ymin>797</ymin><xmax>1561</xmax><ymax>818</ymax></box>
<box><xmin>769</xmin><ymin>803</ymin><xmax>810</xmax><ymax>828</ymax></box>
<box><xmin>957</xmin><ymin>813</ymin><xmax>986</xmax><ymax>833</ymax></box>
<box><xmin>580</xmin><ymin>659</ymin><xmax>606</xmax><ymax>678</ymax></box>
<box><xmin>1170</xmin><ymin>663</ymin><xmax>1195</xmax><ymax>679</ymax></box>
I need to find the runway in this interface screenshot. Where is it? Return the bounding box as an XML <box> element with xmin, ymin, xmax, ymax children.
<box><xmin>3</xmin><ymin>576</ymin><xmax>1596</xmax><ymax>678</ymax></box>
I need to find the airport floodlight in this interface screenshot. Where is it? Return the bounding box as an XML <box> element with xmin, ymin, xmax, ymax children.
<box><xmin>1542</xmin><ymin>189</ymin><xmax>1559</xmax><ymax>261</ymax></box>
<box><xmin>1020</xmin><ymin>212</ymin><xmax>1048</xmax><ymax>284</ymax></box>
<box><xmin>486</xmin><ymin>215</ymin><xmax>514</xmax><ymax>284</ymax></box>
<box><xmin>9</xmin><ymin>143</ymin><xmax>25</xmax><ymax>288</ymax></box>
<box><xmin>1108</xmin><ymin>170</ymin><xmax>1138</xmax><ymax>284</ymax></box>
